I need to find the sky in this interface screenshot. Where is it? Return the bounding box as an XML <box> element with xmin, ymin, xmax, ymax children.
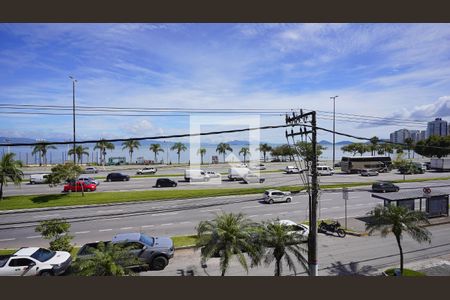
<box><xmin>1</xmin><ymin>23</ymin><xmax>450</xmax><ymax>145</ymax></box>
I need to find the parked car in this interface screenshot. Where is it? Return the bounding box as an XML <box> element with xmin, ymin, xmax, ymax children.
<box><xmin>136</xmin><ymin>167</ymin><xmax>157</xmax><ymax>175</ymax></box>
<box><xmin>155</xmin><ymin>178</ymin><xmax>177</xmax><ymax>188</ymax></box>
<box><xmin>251</xmin><ymin>164</ymin><xmax>266</xmax><ymax>170</ymax></box>
<box><xmin>29</xmin><ymin>174</ymin><xmax>50</xmax><ymax>184</ymax></box>
<box><xmin>78</xmin><ymin>176</ymin><xmax>100</xmax><ymax>186</ymax></box>
<box><xmin>83</xmin><ymin>167</ymin><xmax>98</xmax><ymax>174</ymax></box>
<box><xmin>360</xmin><ymin>169</ymin><xmax>379</xmax><ymax>176</ymax></box>
<box><xmin>264</xmin><ymin>189</ymin><xmax>292</xmax><ymax>204</ymax></box>
<box><xmin>77</xmin><ymin>233</ymin><xmax>174</xmax><ymax>271</ymax></box>
<box><xmin>285</xmin><ymin>166</ymin><xmax>301</xmax><ymax>174</ymax></box>
<box><xmin>274</xmin><ymin>220</ymin><xmax>309</xmax><ymax>242</ymax></box>
<box><xmin>243</xmin><ymin>173</ymin><xmax>265</xmax><ymax>184</ymax></box>
<box><xmin>205</xmin><ymin>171</ymin><xmax>221</xmax><ymax>179</ymax></box>
<box><xmin>106</xmin><ymin>173</ymin><xmax>130</xmax><ymax>182</ymax></box>
<box><xmin>184</xmin><ymin>169</ymin><xmax>210</xmax><ymax>182</ymax></box>
<box><xmin>0</xmin><ymin>247</ymin><xmax>72</xmax><ymax>276</ymax></box>
<box><xmin>64</xmin><ymin>181</ymin><xmax>97</xmax><ymax>192</ymax></box>
<box><xmin>372</xmin><ymin>181</ymin><xmax>400</xmax><ymax>193</ymax></box>
<box><xmin>317</xmin><ymin>166</ymin><xmax>334</xmax><ymax>176</ymax></box>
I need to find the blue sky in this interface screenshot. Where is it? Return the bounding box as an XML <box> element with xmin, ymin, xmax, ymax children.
<box><xmin>1</xmin><ymin>23</ymin><xmax>450</xmax><ymax>144</ymax></box>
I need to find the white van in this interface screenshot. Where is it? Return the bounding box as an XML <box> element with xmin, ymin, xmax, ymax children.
<box><xmin>30</xmin><ymin>174</ymin><xmax>50</xmax><ymax>184</ymax></box>
<box><xmin>184</xmin><ymin>169</ymin><xmax>210</xmax><ymax>182</ymax></box>
<box><xmin>412</xmin><ymin>162</ymin><xmax>426</xmax><ymax>173</ymax></box>
<box><xmin>228</xmin><ymin>167</ymin><xmax>251</xmax><ymax>181</ymax></box>
<box><xmin>317</xmin><ymin>166</ymin><xmax>334</xmax><ymax>176</ymax></box>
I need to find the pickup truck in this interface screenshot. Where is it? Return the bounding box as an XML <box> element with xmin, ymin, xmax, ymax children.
<box><xmin>77</xmin><ymin>232</ymin><xmax>174</xmax><ymax>271</ymax></box>
<box><xmin>136</xmin><ymin>167</ymin><xmax>157</xmax><ymax>175</ymax></box>
<box><xmin>0</xmin><ymin>247</ymin><xmax>72</xmax><ymax>276</ymax></box>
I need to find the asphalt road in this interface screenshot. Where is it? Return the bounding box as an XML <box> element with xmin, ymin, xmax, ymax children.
<box><xmin>5</xmin><ymin>167</ymin><xmax>450</xmax><ymax>197</ymax></box>
<box><xmin>1</xmin><ymin>180</ymin><xmax>450</xmax><ymax>249</ymax></box>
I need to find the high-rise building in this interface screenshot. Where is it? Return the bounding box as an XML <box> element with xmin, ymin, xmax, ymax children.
<box><xmin>427</xmin><ymin>118</ymin><xmax>448</xmax><ymax>138</ymax></box>
<box><xmin>420</xmin><ymin>130</ymin><xmax>426</xmax><ymax>141</ymax></box>
<box><xmin>390</xmin><ymin>129</ymin><xmax>411</xmax><ymax>144</ymax></box>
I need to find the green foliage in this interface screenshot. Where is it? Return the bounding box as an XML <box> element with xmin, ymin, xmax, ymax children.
<box><xmin>31</xmin><ymin>143</ymin><xmax>57</xmax><ymax>166</ymax></box>
<box><xmin>35</xmin><ymin>219</ymin><xmax>73</xmax><ymax>252</ymax></box>
<box><xmin>122</xmin><ymin>140</ymin><xmax>140</xmax><ymax>163</ymax></box>
<box><xmin>415</xmin><ymin>135</ymin><xmax>450</xmax><ymax>158</ymax></box>
<box><xmin>149</xmin><ymin>143</ymin><xmax>164</xmax><ymax>162</ymax></box>
<box><xmin>259</xmin><ymin>143</ymin><xmax>273</xmax><ymax>162</ymax></box>
<box><xmin>239</xmin><ymin>147</ymin><xmax>250</xmax><ymax>163</ymax></box>
<box><xmin>197</xmin><ymin>148</ymin><xmax>207</xmax><ymax>164</ymax></box>
<box><xmin>341</xmin><ymin>143</ymin><xmax>369</xmax><ymax>157</ymax></box>
<box><xmin>170</xmin><ymin>142</ymin><xmax>187</xmax><ymax>164</ymax></box>
<box><xmin>47</xmin><ymin>162</ymin><xmax>83</xmax><ymax>186</ymax></box>
<box><xmin>270</xmin><ymin>144</ymin><xmax>296</xmax><ymax>161</ymax></box>
<box><xmin>294</xmin><ymin>141</ymin><xmax>325</xmax><ymax>164</ymax></box>
<box><xmin>216</xmin><ymin>143</ymin><xmax>233</xmax><ymax>163</ymax></box>
<box><xmin>385</xmin><ymin>268</ymin><xmax>426</xmax><ymax>277</ymax></box>
<box><xmin>68</xmin><ymin>145</ymin><xmax>89</xmax><ymax>164</ymax></box>
<box><xmin>94</xmin><ymin>139</ymin><xmax>115</xmax><ymax>166</ymax></box>
<box><xmin>0</xmin><ymin>153</ymin><xmax>23</xmax><ymax>200</ymax></box>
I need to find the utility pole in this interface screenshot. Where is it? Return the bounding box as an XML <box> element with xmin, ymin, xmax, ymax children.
<box><xmin>286</xmin><ymin>110</ymin><xmax>319</xmax><ymax>276</ymax></box>
<box><xmin>330</xmin><ymin>96</ymin><xmax>338</xmax><ymax>168</ymax></box>
<box><xmin>69</xmin><ymin>76</ymin><xmax>77</xmax><ymax>165</ymax></box>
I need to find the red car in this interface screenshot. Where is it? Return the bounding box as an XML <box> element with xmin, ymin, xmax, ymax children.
<box><xmin>63</xmin><ymin>181</ymin><xmax>97</xmax><ymax>192</ymax></box>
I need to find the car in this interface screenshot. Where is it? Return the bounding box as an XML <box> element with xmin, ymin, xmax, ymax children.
<box><xmin>372</xmin><ymin>181</ymin><xmax>400</xmax><ymax>193</ymax></box>
<box><xmin>424</xmin><ymin>162</ymin><xmax>431</xmax><ymax>170</ymax></box>
<box><xmin>398</xmin><ymin>163</ymin><xmax>425</xmax><ymax>174</ymax></box>
<box><xmin>205</xmin><ymin>171</ymin><xmax>221</xmax><ymax>179</ymax></box>
<box><xmin>77</xmin><ymin>233</ymin><xmax>174</xmax><ymax>271</ymax></box>
<box><xmin>136</xmin><ymin>167</ymin><xmax>157</xmax><ymax>175</ymax></box>
<box><xmin>106</xmin><ymin>173</ymin><xmax>130</xmax><ymax>182</ymax></box>
<box><xmin>243</xmin><ymin>173</ymin><xmax>265</xmax><ymax>184</ymax></box>
<box><xmin>360</xmin><ymin>169</ymin><xmax>379</xmax><ymax>176</ymax></box>
<box><xmin>264</xmin><ymin>189</ymin><xmax>292</xmax><ymax>204</ymax></box>
<box><xmin>30</xmin><ymin>174</ymin><xmax>50</xmax><ymax>184</ymax></box>
<box><xmin>274</xmin><ymin>220</ymin><xmax>309</xmax><ymax>242</ymax></box>
<box><xmin>64</xmin><ymin>181</ymin><xmax>97</xmax><ymax>192</ymax></box>
<box><xmin>155</xmin><ymin>178</ymin><xmax>177</xmax><ymax>188</ymax></box>
<box><xmin>317</xmin><ymin>166</ymin><xmax>334</xmax><ymax>176</ymax></box>
<box><xmin>0</xmin><ymin>247</ymin><xmax>72</xmax><ymax>276</ymax></box>
<box><xmin>184</xmin><ymin>169</ymin><xmax>210</xmax><ymax>182</ymax></box>
<box><xmin>83</xmin><ymin>167</ymin><xmax>98</xmax><ymax>174</ymax></box>
<box><xmin>78</xmin><ymin>176</ymin><xmax>100</xmax><ymax>186</ymax></box>
<box><xmin>285</xmin><ymin>166</ymin><xmax>301</xmax><ymax>174</ymax></box>
<box><xmin>251</xmin><ymin>164</ymin><xmax>266</xmax><ymax>170</ymax></box>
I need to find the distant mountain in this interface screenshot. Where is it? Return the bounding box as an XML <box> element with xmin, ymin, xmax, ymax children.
<box><xmin>0</xmin><ymin>137</ymin><xmax>36</xmax><ymax>144</ymax></box>
<box><xmin>319</xmin><ymin>140</ymin><xmax>353</xmax><ymax>145</ymax></box>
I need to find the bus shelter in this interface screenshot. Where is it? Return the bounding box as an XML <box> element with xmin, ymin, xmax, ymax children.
<box><xmin>372</xmin><ymin>189</ymin><xmax>449</xmax><ymax>218</ymax></box>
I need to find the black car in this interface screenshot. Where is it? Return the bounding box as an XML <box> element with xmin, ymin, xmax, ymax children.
<box><xmin>372</xmin><ymin>181</ymin><xmax>400</xmax><ymax>193</ymax></box>
<box><xmin>155</xmin><ymin>178</ymin><xmax>177</xmax><ymax>188</ymax></box>
<box><xmin>106</xmin><ymin>173</ymin><xmax>130</xmax><ymax>182</ymax></box>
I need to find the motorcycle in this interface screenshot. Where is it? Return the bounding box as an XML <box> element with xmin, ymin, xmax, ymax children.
<box><xmin>318</xmin><ymin>220</ymin><xmax>346</xmax><ymax>238</ymax></box>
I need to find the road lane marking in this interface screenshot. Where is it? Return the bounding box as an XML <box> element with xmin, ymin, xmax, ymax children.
<box><xmin>151</xmin><ymin>212</ymin><xmax>179</xmax><ymax>216</ymax></box>
<box><xmin>33</xmin><ymin>214</ymin><xmax>59</xmax><ymax>218</ymax></box>
<box><xmin>242</xmin><ymin>205</ymin><xmax>261</xmax><ymax>209</ymax></box>
<box><xmin>120</xmin><ymin>227</ymin><xmax>133</xmax><ymax>230</ymax></box>
<box><xmin>248</xmin><ymin>215</ymin><xmax>259</xmax><ymax>218</ymax></box>
<box><xmin>99</xmin><ymin>229</ymin><xmax>113</xmax><ymax>232</ymax></box>
<box><xmin>200</xmin><ymin>209</ymin><xmax>221</xmax><ymax>213</ymax></box>
<box><xmin>102</xmin><ymin>217</ymin><xmax>123</xmax><ymax>221</ymax></box>
<box><xmin>26</xmin><ymin>235</ymin><xmax>41</xmax><ymax>239</ymax></box>
<box><xmin>321</xmin><ymin>208</ymin><xmax>329</xmax><ymax>210</ymax></box>
<box><xmin>75</xmin><ymin>231</ymin><xmax>90</xmax><ymax>234</ymax></box>
<box><xmin>331</xmin><ymin>206</ymin><xmax>340</xmax><ymax>209</ymax></box>
<box><xmin>161</xmin><ymin>223</ymin><xmax>173</xmax><ymax>226</ymax></box>
<box><xmin>97</xmin><ymin>209</ymin><xmax>124</xmax><ymax>213</ymax></box>
<box><xmin>179</xmin><ymin>221</ymin><xmax>192</xmax><ymax>224</ymax></box>
<box><xmin>141</xmin><ymin>225</ymin><xmax>155</xmax><ymax>228</ymax></box>
<box><xmin>0</xmin><ymin>238</ymin><xmax>15</xmax><ymax>242</ymax></box>
<box><xmin>263</xmin><ymin>213</ymin><xmax>273</xmax><ymax>216</ymax></box>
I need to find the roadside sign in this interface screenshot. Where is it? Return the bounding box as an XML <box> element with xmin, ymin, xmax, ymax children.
<box><xmin>342</xmin><ymin>187</ymin><xmax>349</xmax><ymax>200</ymax></box>
<box><xmin>423</xmin><ymin>187</ymin><xmax>431</xmax><ymax>194</ymax></box>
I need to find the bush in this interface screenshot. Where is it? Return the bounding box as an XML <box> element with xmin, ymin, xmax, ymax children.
<box><xmin>49</xmin><ymin>235</ymin><xmax>73</xmax><ymax>252</ymax></box>
<box><xmin>35</xmin><ymin>219</ymin><xmax>74</xmax><ymax>252</ymax></box>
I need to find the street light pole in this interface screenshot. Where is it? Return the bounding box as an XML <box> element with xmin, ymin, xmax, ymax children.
<box><xmin>70</xmin><ymin>76</ymin><xmax>77</xmax><ymax>165</ymax></box>
<box><xmin>330</xmin><ymin>96</ymin><xmax>339</xmax><ymax>168</ymax></box>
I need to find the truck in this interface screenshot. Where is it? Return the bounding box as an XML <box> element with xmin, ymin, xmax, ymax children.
<box><xmin>30</xmin><ymin>174</ymin><xmax>50</xmax><ymax>184</ymax></box>
<box><xmin>228</xmin><ymin>167</ymin><xmax>251</xmax><ymax>181</ymax></box>
<box><xmin>430</xmin><ymin>158</ymin><xmax>450</xmax><ymax>171</ymax></box>
<box><xmin>184</xmin><ymin>169</ymin><xmax>210</xmax><ymax>182</ymax></box>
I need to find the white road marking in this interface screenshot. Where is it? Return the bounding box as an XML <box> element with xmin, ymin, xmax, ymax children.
<box><xmin>331</xmin><ymin>206</ymin><xmax>340</xmax><ymax>209</ymax></box>
<box><xmin>151</xmin><ymin>212</ymin><xmax>179</xmax><ymax>216</ymax></box>
<box><xmin>179</xmin><ymin>221</ymin><xmax>192</xmax><ymax>224</ymax></box>
<box><xmin>33</xmin><ymin>214</ymin><xmax>59</xmax><ymax>219</ymax></box>
<box><xmin>248</xmin><ymin>215</ymin><xmax>259</xmax><ymax>218</ymax></box>
<box><xmin>242</xmin><ymin>205</ymin><xmax>261</xmax><ymax>209</ymax></box>
<box><xmin>321</xmin><ymin>208</ymin><xmax>329</xmax><ymax>210</ymax></box>
<box><xmin>99</xmin><ymin>229</ymin><xmax>113</xmax><ymax>232</ymax></box>
<box><xmin>120</xmin><ymin>227</ymin><xmax>133</xmax><ymax>230</ymax></box>
<box><xmin>75</xmin><ymin>231</ymin><xmax>90</xmax><ymax>234</ymax></box>
<box><xmin>141</xmin><ymin>225</ymin><xmax>155</xmax><ymax>228</ymax></box>
<box><xmin>200</xmin><ymin>209</ymin><xmax>221</xmax><ymax>213</ymax></box>
<box><xmin>26</xmin><ymin>235</ymin><xmax>41</xmax><ymax>239</ymax></box>
<box><xmin>96</xmin><ymin>209</ymin><xmax>123</xmax><ymax>213</ymax></box>
<box><xmin>263</xmin><ymin>213</ymin><xmax>273</xmax><ymax>216</ymax></box>
<box><xmin>161</xmin><ymin>223</ymin><xmax>173</xmax><ymax>226</ymax></box>
<box><xmin>102</xmin><ymin>217</ymin><xmax>123</xmax><ymax>221</ymax></box>
<box><xmin>0</xmin><ymin>238</ymin><xmax>15</xmax><ymax>242</ymax></box>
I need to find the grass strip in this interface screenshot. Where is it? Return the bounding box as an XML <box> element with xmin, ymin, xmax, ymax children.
<box><xmin>384</xmin><ymin>268</ymin><xmax>426</xmax><ymax>276</ymax></box>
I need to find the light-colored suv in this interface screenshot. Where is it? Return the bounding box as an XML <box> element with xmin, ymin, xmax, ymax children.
<box><xmin>317</xmin><ymin>166</ymin><xmax>334</xmax><ymax>176</ymax></box>
<box><xmin>264</xmin><ymin>189</ymin><xmax>292</xmax><ymax>204</ymax></box>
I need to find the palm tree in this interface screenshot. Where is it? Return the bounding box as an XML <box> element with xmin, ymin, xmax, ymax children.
<box><xmin>196</xmin><ymin>212</ymin><xmax>261</xmax><ymax>276</ymax></box>
<box><xmin>170</xmin><ymin>142</ymin><xmax>187</xmax><ymax>164</ymax></box>
<box><xmin>356</xmin><ymin>143</ymin><xmax>369</xmax><ymax>156</ymax></box>
<box><xmin>259</xmin><ymin>221</ymin><xmax>308</xmax><ymax>276</ymax></box>
<box><xmin>71</xmin><ymin>242</ymin><xmax>139</xmax><ymax>276</ymax></box>
<box><xmin>259</xmin><ymin>143</ymin><xmax>272</xmax><ymax>162</ymax></box>
<box><xmin>94</xmin><ymin>139</ymin><xmax>115</xmax><ymax>166</ymax></box>
<box><xmin>122</xmin><ymin>140</ymin><xmax>140</xmax><ymax>164</ymax></box>
<box><xmin>369</xmin><ymin>136</ymin><xmax>380</xmax><ymax>156</ymax></box>
<box><xmin>404</xmin><ymin>137</ymin><xmax>414</xmax><ymax>159</ymax></box>
<box><xmin>0</xmin><ymin>153</ymin><xmax>23</xmax><ymax>200</ymax></box>
<box><xmin>149</xmin><ymin>144</ymin><xmax>164</xmax><ymax>163</ymax></box>
<box><xmin>31</xmin><ymin>143</ymin><xmax>57</xmax><ymax>166</ymax></box>
<box><xmin>197</xmin><ymin>148</ymin><xmax>207</xmax><ymax>165</ymax></box>
<box><xmin>68</xmin><ymin>146</ymin><xmax>89</xmax><ymax>165</ymax></box>
<box><xmin>216</xmin><ymin>143</ymin><xmax>233</xmax><ymax>163</ymax></box>
<box><xmin>366</xmin><ymin>204</ymin><xmax>431</xmax><ymax>275</ymax></box>
<box><xmin>239</xmin><ymin>147</ymin><xmax>250</xmax><ymax>164</ymax></box>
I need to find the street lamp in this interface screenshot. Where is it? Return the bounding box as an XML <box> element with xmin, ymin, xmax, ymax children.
<box><xmin>69</xmin><ymin>76</ymin><xmax>77</xmax><ymax>164</ymax></box>
<box><xmin>330</xmin><ymin>95</ymin><xmax>339</xmax><ymax>168</ymax></box>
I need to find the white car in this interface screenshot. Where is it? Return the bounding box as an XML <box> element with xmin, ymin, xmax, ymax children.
<box><xmin>83</xmin><ymin>167</ymin><xmax>98</xmax><ymax>174</ymax></box>
<box><xmin>78</xmin><ymin>176</ymin><xmax>100</xmax><ymax>186</ymax></box>
<box><xmin>136</xmin><ymin>167</ymin><xmax>157</xmax><ymax>175</ymax></box>
<box><xmin>284</xmin><ymin>166</ymin><xmax>301</xmax><ymax>174</ymax></box>
<box><xmin>30</xmin><ymin>174</ymin><xmax>50</xmax><ymax>184</ymax></box>
<box><xmin>264</xmin><ymin>189</ymin><xmax>292</xmax><ymax>204</ymax></box>
<box><xmin>275</xmin><ymin>220</ymin><xmax>309</xmax><ymax>241</ymax></box>
<box><xmin>243</xmin><ymin>173</ymin><xmax>265</xmax><ymax>184</ymax></box>
<box><xmin>205</xmin><ymin>171</ymin><xmax>221</xmax><ymax>179</ymax></box>
<box><xmin>250</xmin><ymin>164</ymin><xmax>266</xmax><ymax>170</ymax></box>
<box><xmin>0</xmin><ymin>247</ymin><xmax>72</xmax><ymax>276</ymax></box>
<box><xmin>317</xmin><ymin>166</ymin><xmax>334</xmax><ymax>176</ymax></box>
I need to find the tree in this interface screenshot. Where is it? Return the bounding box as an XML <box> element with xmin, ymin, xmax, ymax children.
<box><xmin>196</xmin><ymin>212</ymin><xmax>261</xmax><ymax>276</ymax></box>
<box><xmin>35</xmin><ymin>219</ymin><xmax>73</xmax><ymax>252</ymax></box>
<box><xmin>170</xmin><ymin>142</ymin><xmax>187</xmax><ymax>164</ymax></box>
<box><xmin>294</xmin><ymin>141</ymin><xmax>325</xmax><ymax>166</ymax></box>
<box><xmin>94</xmin><ymin>139</ymin><xmax>115</xmax><ymax>166</ymax></box>
<box><xmin>216</xmin><ymin>143</ymin><xmax>233</xmax><ymax>163</ymax></box>
<box><xmin>71</xmin><ymin>242</ymin><xmax>139</xmax><ymax>276</ymax></box>
<box><xmin>260</xmin><ymin>221</ymin><xmax>308</xmax><ymax>276</ymax></box>
<box><xmin>369</xmin><ymin>136</ymin><xmax>380</xmax><ymax>156</ymax></box>
<box><xmin>259</xmin><ymin>143</ymin><xmax>272</xmax><ymax>162</ymax></box>
<box><xmin>404</xmin><ymin>137</ymin><xmax>414</xmax><ymax>159</ymax></box>
<box><xmin>47</xmin><ymin>162</ymin><xmax>84</xmax><ymax>196</ymax></box>
<box><xmin>355</xmin><ymin>143</ymin><xmax>369</xmax><ymax>156</ymax></box>
<box><xmin>197</xmin><ymin>148</ymin><xmax>207</xmax><ymax>165</ymax></box>
<box><xmin>32</xmin><ymin>143</ymin><xmax>57</xmax><ymax>166</ymax></box>
<box><xmin>415</xmin><ymin>136</ymin><xmax>450</xmax><ymax>158</ymax></box>
<box><xmin>68</xmin><ymin>145</ymin><xmax>89</xmax><ymax>164</ymax></box>
<box><xmin>341</xmin><ymin>144</ymin><xmax>359</xmax><ymax>157</ymax></box>
<box><xmin>0</xmin><ymin>153</ymin><xmax>23</xmax><ymax>200</ymax></box>
<box><xmin>122</xmin><ymin>140</ymin><xmax>140</xmax><ymax>164</ymax></box>
<box><xmin>149</xmin><ymin>143</ymin><xmax>164</xmax><ymax>163</ymax></box>
<box><xmin>239</xmin><ymin>147</ymin><xmax>250</xmax><ymax>164</ymax></box>
<box><xmin>366</xmin><ymin>204</ymin><xmax>431</xmax><ymax>275</ymax></box>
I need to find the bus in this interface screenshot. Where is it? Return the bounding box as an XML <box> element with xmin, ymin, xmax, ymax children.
<box><xmin>340</xmin><ymin>156</ymin><xmax>392</xmax><ymax>174</ymax></box>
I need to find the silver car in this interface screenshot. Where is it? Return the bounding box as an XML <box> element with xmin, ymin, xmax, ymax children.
<box><xmin>360</xmin><ymin>169</ymin><xmax>379</xmax><ymax>176</ymax></box>
<box><xmin>264</xmin><ymin>189</ymin><xmax>292</xmax><ymax>204</ymax></box>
